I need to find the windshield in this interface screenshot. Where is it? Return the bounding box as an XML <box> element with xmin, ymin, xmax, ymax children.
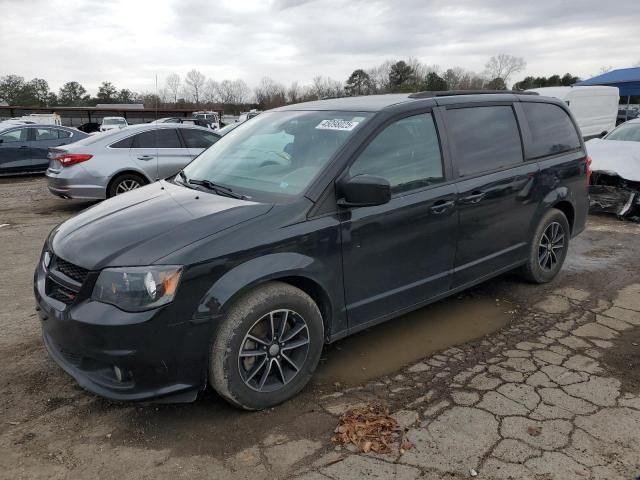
<box><xmin>103</xmin><ymin>118</ymin><xmax>126</xmax><ymax>125</ymax></box>
<box><xmin>182</xmin><ymin>110</ymin><xmax>371</xmax><ymax>201</ymax></box>
<box><xmin>605</xmin><ymin>122</ymin><xmax>640</xmax><ymax>142</ymax></box>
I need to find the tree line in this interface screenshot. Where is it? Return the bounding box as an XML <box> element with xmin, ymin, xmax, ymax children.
<box><xmin>0</xmin><ymin>53</ymin><xmax>584</xmax><ymax>112</ymax></box>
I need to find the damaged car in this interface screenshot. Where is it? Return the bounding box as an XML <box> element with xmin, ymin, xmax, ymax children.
<box><xmin>587</xmin><ymin>118</ymin><xmax>640</xmax><ymax>220</ymax></box>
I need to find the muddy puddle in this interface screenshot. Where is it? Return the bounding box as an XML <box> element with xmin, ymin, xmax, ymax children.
<box><xmin>314</xmin><ymin>295</ymin><xmax>512</xmax><ymax>385</ymax></box>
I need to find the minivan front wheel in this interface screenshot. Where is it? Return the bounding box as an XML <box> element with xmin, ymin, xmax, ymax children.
<box><xmin>521</xmin><ymin>208</ymin><xmax>570</xmax><ymax>283</ymax></box>
<box><xmin>210</xmin><ymin>282</ymin><xmax>324</xmax><ymax>410</ymax></box>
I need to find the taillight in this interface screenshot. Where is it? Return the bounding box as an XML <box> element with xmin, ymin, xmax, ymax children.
<box><xmin>55</xmin><ymin>153</ymin><xmax>93</xmax><ymax>167</ymax></box>
<box><xmin>586</xmin><ymin>155</ymin><xmax>592</xmax><ymax>185</ymax></box>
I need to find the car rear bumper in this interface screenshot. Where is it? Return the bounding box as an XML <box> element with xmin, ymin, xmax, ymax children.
<box><xmin>46</xmin><ymin>170</ymin><xmax>107</xmax><ymax>200</ymax></box>
<box><xmin>34</xmin><ymin>261</ymin><xmax>211</xmax><ymax>402</ymax></box>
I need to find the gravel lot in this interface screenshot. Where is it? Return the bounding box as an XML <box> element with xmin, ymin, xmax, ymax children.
<box><xmin>1</xmin><ymin>175</ymin><xmax>639</xmax><ymax>479</ymax></box>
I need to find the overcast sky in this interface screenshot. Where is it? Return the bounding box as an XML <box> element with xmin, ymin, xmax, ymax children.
<box><xmin>2</xmin><ymin>0</ymin><xmax>639</xmax><ymax>94</ymax></box>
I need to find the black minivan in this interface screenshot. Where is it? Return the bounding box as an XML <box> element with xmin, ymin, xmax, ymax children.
<box><xmin>35</xmin><ymin>92</ymin><xmax>589</xmax><ymax>409</ymax></box>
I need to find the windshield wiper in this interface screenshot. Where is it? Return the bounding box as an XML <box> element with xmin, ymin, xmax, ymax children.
<box><xmin>187</xmin><ymin>178</ymin><xmax>248</xmax><ymax>200</ymax></box>
<box><xmin>175</xmin><ymin>171</ymin><xmax>196</xmax><ymax>189</ymax></box>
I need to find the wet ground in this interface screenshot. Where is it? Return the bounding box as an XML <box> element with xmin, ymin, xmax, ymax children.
<box><xmin>1</xmin><ymin>175</ymin><xmax>640</xmax><ymax>479</ymax></box>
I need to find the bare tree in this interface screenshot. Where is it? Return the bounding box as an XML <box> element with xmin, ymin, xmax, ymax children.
<box><xmin>231</xmin><ymin>79</ymin><xmax>250</xmax><ymax>105</ymax></box>
<box><xmin>286</xmin><ymin>81</ymin><xmax>302</xmax><ymax>104</ymax></box>
<box><xmin>165</xmin><ymin>73</ymin><xmax>181</xmax><ymax>104</ymax></box>
<box><xmin>216</xmin><ymin>79</ymin><xmax>250</xmax><ymax>105</ymax></box>
<box><xmin>485</xmin><ymin>54</ymin><xmax>526</xmax><ymax>86</ymax></box>
<box><xmin>185</xmin><ymin>69</ymin><xmax>206</xmax><ymax>105</ymax></box>
<box><xmin>366</xmin><ymin>60</ymin><xmax>394</xmax><ymax>93</ymax></box>
<box><xmin>157</xmin><ymin>87</ymin><xmax>170</xmax><ymax>105</ymax></box>
<box><xmin>203</xmin><ymin>79</ymin><xmax>219</xmax><ymax>104</ymax></box>
<box><xmin>254</xmin><ymin>76</ymin><xmax>286</xmax><ymax>109</ymax></box>
<box><xmin>309</xmin><ymin>76</ymin><xmax>343</xmax><ymax>99</ymax></box>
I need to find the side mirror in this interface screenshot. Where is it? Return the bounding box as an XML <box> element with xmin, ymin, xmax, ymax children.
<box><xmin>337</xmin><ymin>175</ymin><xmax>391</xmax><ymax>208</ymax></box>
<box><xmin>599</xmin><ymin>131</ymin><xmax>608</xmax><ymax>138</ymax></box>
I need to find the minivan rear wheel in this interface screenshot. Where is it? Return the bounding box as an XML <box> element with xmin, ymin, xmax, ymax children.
<box><xmin>209</xmin><ymin>282</ymin><xmax>324</xmax><ymax>410</ymax></box>
<box><xmin>520</xmin><ymin>208</ymin><xmax>570</xmax><ymax>283</ymax></box>
<box><xmin>108</xmin><ymin>173</ymin><xmax>147</xmax><ymax>198</ymax></box>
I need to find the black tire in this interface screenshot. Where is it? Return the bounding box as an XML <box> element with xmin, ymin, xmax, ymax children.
<box><xmin>107</xmin><ymin>173</ymin><xmax>147</xmax><ymax>198</ymax></box>
<box><xmin>520</xmin><ymin>208</ymin><xmax>570</xmax><ymax>284</ymax></box>
<box><xmin>209</xmin><ymin>282</ymin><xmax>324</xmax><ymax>410</ymax></box>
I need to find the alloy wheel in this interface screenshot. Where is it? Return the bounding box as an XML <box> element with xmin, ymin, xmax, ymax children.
<box><xmin>115</xmin><ymin>179</ymin><xmax>141</xmax><ymax>195</ymax></box>
<box><xmin>237</xmin><ymin>309</ymin><xmax>310</xmax><ymax>393</ymax></box>
<box><xmin>538</xmin><ymin>221</ymin><xmax>565</xmax><ymax>271</ymax></box>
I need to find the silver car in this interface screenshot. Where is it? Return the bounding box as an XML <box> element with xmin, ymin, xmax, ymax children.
<box><xmin>46</xmin><ymin>124</ymin><xmax>220</xmax><ymax>199</ymax></box>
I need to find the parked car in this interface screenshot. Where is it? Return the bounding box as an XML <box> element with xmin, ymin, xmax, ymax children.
<box><xmin>527</xmin><ymin>86</ymin><xmax>619</xmax><ymax>139</ymax></box>
<box><xmin>617</xmin><ymin>106</ymin><xmax>639</xmax><ymax>126</ymax></box>
<box><xmin>192</xmin><ymin>111</ymin><xmax>220</xmax><ymax>129</ymax></box>
<box><xmin>237</xmin><ymin>109</ymin><xmax>261</xmax><ymax>123</ymax></box>
<box><xmin>586</xmin><ymin>118</ymin><xmax>640</xmax><ymax>218</ymax></box>
<box><xmin>100</xmin><ymin>117</ymin><xmax>128</xmax><ymax>132</ymax></box>
<box><xmin>152</xmin><ymin>117</ymin><xmax>211</xmax><ymax>129</ymax></box>
<box><xmin>0</xmin><ymin>124</ymin><xmax>87</xmax><ymax>175</ymax></box>
<box><xmin>35</xmin><ymin>92</ymin><xmax>589</xmax><ymax>409</ymax></box>
<box><xmin>77</xmin><ymin>122</ymin><xmax>101</xmax><ymax>133</ymax></box>
<box><xmin>46</xmin><ymin>124</ymin><xmax>221</xmax><ymax>199</ymax></box>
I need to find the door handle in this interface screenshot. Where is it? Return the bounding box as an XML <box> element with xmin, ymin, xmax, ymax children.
<box><xmin>19</xmin><ymin>146</ymin><xmax>29</xmax><ymax>149</ymax></box>
<box><xmin>461</xmin><ymin>191</ymin><xmax>485</xmax><ymax>204</ymax></box>
<box><xmin>429</xmin><ymin>200</ymin><xmax>455</xmax><ymax>214</ymax></box>
<box><xmin>137</xmin><ymin>155</ymin><xmax>155</xmax><ymax>161</ymax></box>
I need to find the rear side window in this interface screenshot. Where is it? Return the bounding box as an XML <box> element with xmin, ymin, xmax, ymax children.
<box><xmin>181</xmin><ymin>129</ymin><xmax>220</xmax><ymax>148</ymax></box>
<box><xmin>132</xmin><ymin>129</ymin><xmax>181</xmax><ymax>148</ymax></box>
<box><xmin>522</xmin><ymin>102</ymin><xmax>581</xmax><ymax>158</ymax></box>
<box><xmin>349</xmin><ymin>113</ymin><xmax>444</xmax><ymax>194</ymax></box>
<box><xmin>110</xmin><ymin>136</ymin><xmax>134</xmax><ymax>149</ymax></box>
<box><xmin>33</xmin><ymin>128</ymin><xmax>59</xmax><ymax>141</ymax></box>
<box><xmin>446</xmin><ymin>106</ymin><xmax>523</xmax><ymax>177</ymax></box>
<box><xmin>57</xmin><ymin>129</ymin><xmax>72</xmax><ymax>139</ymax></box>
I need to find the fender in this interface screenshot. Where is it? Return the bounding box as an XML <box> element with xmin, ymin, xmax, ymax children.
<box><xmin>193</xmin><ymin>252</ymin><xmax>344</xmax><ymax>338</ymax></box>
<box><xmin>108</xmin><ymin>167</ymin><xmax>154</xmax><ymax>185</ymax></box>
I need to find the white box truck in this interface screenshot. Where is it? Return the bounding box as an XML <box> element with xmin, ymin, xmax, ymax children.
<box><xmin>527</xmin><ymin>86</ymin><xmax>619</xmax><ymax>139</ymax></box>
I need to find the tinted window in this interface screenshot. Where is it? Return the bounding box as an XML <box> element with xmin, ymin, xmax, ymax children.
<box><xmin>33</xmin><ymin>128</ymin><xmax>59</xmax><ymax>141</ymax></box>
<box><xmin>522</xmin><ymin>102</ymin><xmax>581</xmax><ymax>158</ymax></box>
<box><xmin>57</xmin><ymin>129</ymin><xmax>72</xmax><ymax>139</ymax></box>
<box><xmin>132</xmin><ymin>129</ymin><xmax>181</xmax><ymax>148</ymax></box>
<box><xmin>181</xmin><ymin>129</ymin><xmax>220</xmax><ymax>148</ymax></box>
<box><xmin>349</xmin><ymin>113</ymin><xmax>444</xmax><ymax>194</ymax></box>
<box><xmin>110</xmin><ymin>136</ymin><xmax>134</xmax><ymax>149</ymax></box>
<box><xmin>0</xmin><ymin>128</ymin><xmax>28</xmax><ymax>143</ymax></box>
<box><xmin>446</xmin><ymin>106</ymin><xmax>523</xmax><ymax>177</ymax></box>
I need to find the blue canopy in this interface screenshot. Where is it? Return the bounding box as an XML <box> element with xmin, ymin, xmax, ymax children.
<box><xmin>576</xmin><ymin>67</ymin><xmax>640</xmax><ymax>97</ymax></box>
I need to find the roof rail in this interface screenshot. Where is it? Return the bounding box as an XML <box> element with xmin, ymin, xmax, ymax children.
<box><xmin>408</xmin><ymin>90</ymin><xmax>539</xmax><ymax>99</ymax></box>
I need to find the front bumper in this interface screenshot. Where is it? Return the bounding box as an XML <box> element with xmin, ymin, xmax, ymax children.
<box><xmin>34</xmin><ymin>260</ymin><xmax>212</xmax><ymax>402</ymax></box>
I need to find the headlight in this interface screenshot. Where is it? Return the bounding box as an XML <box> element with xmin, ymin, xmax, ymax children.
<box><xmin>92</xmin><ymin>266</ymin><xmax>183</xmax><ymax>312</ymax></box>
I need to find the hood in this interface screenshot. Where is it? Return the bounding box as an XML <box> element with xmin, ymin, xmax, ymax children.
<box><xmin>586</xmin><ymin>138</ymin><xmax>640</xmax><ymax>182</ymax></box>
<box><xmin>51</xmin><ymin>181</ymin><xmax>272</xmax><ymax>269</ymax></box>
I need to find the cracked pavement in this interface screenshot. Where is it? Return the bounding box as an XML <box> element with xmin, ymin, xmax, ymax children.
<box><xmin>292</xmin><ymin>285</ymin><xmax>640</xmax><ymax>480</ymax></box>
<box><xmin>1</xmin><ymin>177</ymin><xmax>640</xmax><ymax>480</ymax></box>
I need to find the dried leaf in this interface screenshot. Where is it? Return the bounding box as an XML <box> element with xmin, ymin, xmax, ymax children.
<box><xmin>331</xmin><ymin>402</ymin><xmax>402</xmax><ymax>454</ymax></box>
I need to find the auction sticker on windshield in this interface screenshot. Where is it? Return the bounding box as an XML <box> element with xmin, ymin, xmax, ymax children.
<box><xmin>316</xmin><ymin>119</ymin><xmax>360</xmax><ymax>131</ymax></box>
